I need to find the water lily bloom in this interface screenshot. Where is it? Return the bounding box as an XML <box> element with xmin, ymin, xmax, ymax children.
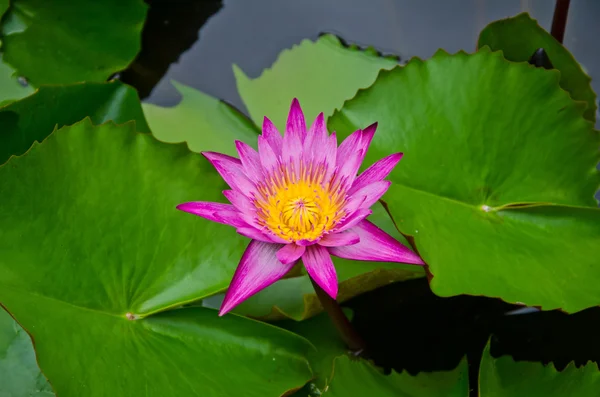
<box><xmin>178</xmin><ymin>99</ymin><xmax>424</xmax><ymax>315</ymax></box>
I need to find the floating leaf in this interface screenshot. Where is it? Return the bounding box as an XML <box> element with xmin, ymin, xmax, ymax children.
<box><xmin>0</xmin><ymin>57</ymin><xmax>33</xmax><ymax>106</ymax></box>
<box><xmin>479</xmin><ymin>342</ymin><xmax>600</xmax><ymax>396</ymax></box>
<box><xmin>0</xmin><ymin>120</ymin><xmax>313</xmax><ymax>396</ymax></box>
<box><xmin>478</xmin><ymin>13</ymin><xmax>597</xmax><ymax>122</ymax></box>
<box><xmin>283</xmin><ymin>311</ymin><xmax>469</xmax><ymax>396</ymax></box>
<box><xmin>143</xmin><ymin>81</ymin><xmax>259</xmax><ymax>157</ymax></box>
<box><xmin>234</xmin><ymin>34</ymin><xmax>398</xmax><ymax>130</ymax></box>
<box><xmin>0</xmin><ymin>5</ymin><xmax>32</xmax><ymax>106</ymax></box>
<box><xmin>0</xmin><ymin>0</ymin><xmax>147</xmax><ymax>85</ymax></box>
<box><xmin>0</xmin><ymin>308</ymin><xmax>53</xmax><ymax>397</ymax></box>
<box><xmin>0</xmin><ymin>80</ymin><xmax>149</xmax><ymax>164</ymax></box>
<box><xmin>281</xmin><ymin>311</ymin><xmax>350</xmax><ymax>390</ymax></box>
<box><xmin>0</xmin><ymin>0</ymin><xmax>8</xmax><ymax>17</ymax></box>
<box><xmin>329</xmin><ymin>49</ymin><xmax>600</xmax><ymax>312</ymax></box>
<box><xmin>204</xmin><ymin>202</ymin><xmax>425</xmax><ymax>321</ymax></box>
<box><xmin>323</xmin><ymin>356</ymin><xmax>469</xmax><ymax>396</ymax></box>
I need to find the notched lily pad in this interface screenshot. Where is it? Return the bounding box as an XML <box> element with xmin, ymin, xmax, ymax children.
<box><xmin>479</xmin><ymin>342</ymin><xmax>600</xmax><ymax>396</ymax></box>
<box><xmin>143</xmin><ymin>81</ymin><xmax>260</xmax><ymax>157</ymax></box>
<box><xmin>0</xmin><ymin>80</ymin><xmax>149</xmax><ymax>164</ymax></box>
<box><xmin>323</xmin><ymin>356</ymin><xmax>469</xmax><ymax>396</ymax></box>
<box><xmin>0</xmin><ymin>120</ymin><xmax>313</xmax><ymax>396</ymax></box>
<box><xmin>234</xmin><ymin>33</ymin><xmax>399</xmax><ymax>130</ymax></box>
<box><xmin>329</xmin><ymin>48</ymin><xmax>600</xmax><ymax>313</ymax></box>
<box><xmin>0</xmin><ymin>0</ymin><xmax>148</xmax><ymax>85</ymax></box>
<box><xmin>478</xmin><ymin>12</ymin><xmax>597</xmax><ymax>122</ymax></box>
<box><xmin>0</xmin><ymin>57</ymin><xmax>34</xmax><ymax>106</ymax></box>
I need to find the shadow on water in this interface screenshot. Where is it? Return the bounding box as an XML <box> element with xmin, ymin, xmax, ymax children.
<box><xmin>120</xmin><ymin>0</ymin><xmax>600</xmax><ymax>389</ymax></box>
<box><xmin>345</xmin><ymin>279</ymin><xmax>600</xmax><ymax>393</ymax></box>
<box><xmin>120</xmin><ymin>0</ymin><xmax>223</xmax><ymax>99</ymax></box>
<box><xmin>122</xmin><ymin>0</ymin><xmax>600</xmax><ymax>115</ymax></box>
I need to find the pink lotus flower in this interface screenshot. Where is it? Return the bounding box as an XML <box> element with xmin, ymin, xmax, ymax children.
<box><xmin>178</xmin><ymin>99</ymin><xmax>424</xmax><ymax>315</ymax></box>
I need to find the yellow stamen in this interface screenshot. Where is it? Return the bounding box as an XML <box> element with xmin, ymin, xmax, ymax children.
<box><xmin>255</xmin><ymin>163</ymin><xmax>345</xmax><ymax>242</ymax></box>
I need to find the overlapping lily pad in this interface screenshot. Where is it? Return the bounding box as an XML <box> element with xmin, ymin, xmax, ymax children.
<box><xmin>143</xmin><ymin>81</ymin><xmax>260</xmax><ymax>157</ymax></box>
<box><xmin>284</xmin><ymin>311</ymin><xmax>469</xmax><ymax>396</ymax></box>
<box><xmin>0</xmin><ymin>308</ymin><xmax>53</xmax><ymax>397</ymax></box>
<box><xmin>0</xmin><ymin>80</ymin><xmax>149</xmax><ymax>164</ymax></box>
<box><xmin>0</xmin><ymin>57</ymin><xmax>33</xmax><ymax>106</ymax></box>
<box><xmin>234</xmin><ymin>34</ymin><xmax>398</xmax><ymax>130</ymax></box>
<box><xmin>479</xmin><ymin>343</ymin><xmax>600</xmax><ymax>396</ymax></box>
<box><xmin>281</xmin><ymin>311</ymin><xmax>350</xmax><ymax>390</ymax></box>
<box><xmin>0</xmin><ymin>120</ymin><xmax>313</xmax><ymax>396</ymax></box>
<box><xmin>0</xmin><ymin>0</ymin><xmax>8</xmax><ymax>17</ymax></box>
<box><xmin>329</xmin><ymin>48</ymin><xmax>600</xmax><ymax>312</ymax></box>
<box><xmin>323</xmin><ymin>356</ymin><xmax>468</xmax><ymax>396</ymax></box>
<box><xmin>0</xmin><ymin>0</ymin><xmax>147</xmax><ymax>85</ymax></box>
<box><xmin>478</xmin><ymin>13</ymin><xmax>597</xmax><ymax>122</ymax></box>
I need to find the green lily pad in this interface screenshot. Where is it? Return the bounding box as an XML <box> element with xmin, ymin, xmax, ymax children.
<box><xmin>0</xmin><ymin>57</ymin><xmax>33</xmax><ymax>106</ymax></box>
<box><xmin>283</xmin><ymin>311</ymin><xmax>468</xmax><ymax>397</ymax></box>
<box><xmin>281</xmin><ymin>311</ymin><xmax>350</xmax><ymax>391</ymax></box>
<box><xmin>329</xmin><ymin>49</ymin><xmax>600</xmax><ymax>312</ymax></box>
<box><xmin>0</xmin><ymin>80</ymin><xmax>149</xmax><ymax>164</ymax></box>
<box><xmin>0</xmin><ymin>0</ymin><xmax>147</xmax><ymax>85</ymax></box>
<box><xmin>323</xmin><ymin>356</ymin><xmax>469</xmax><ymax>396</ymax></box>
<box><xmin>142</xmin><ymin>81</ymin><xmax>260</xmax><ymax>157</ymax></box>
<box><xmin>0</xmin><ymin>308</ymin><xmax>53</xmax><ymax>397</ymax></box>
<box><xmin>0</xmin><ymin>0</ymin><xmax>8</xmax><ymax>17</ymax></box>
<box><xmin>234</xmin><ymin>34</ymin><xmax>398</xmax><ymax>130</ymax></box>
<box><xmin>204</xmin><ymin>201</ymin><xmax>426</xmax><ymax>321</ymax></box>
<box><xmin>478</xmin><ymin>13</ymin><xmax>597</xmax><ymax>122</ymax></box>
<box><xmin>0</xmin><ymin>120</ymin><xmax>313</xmax><ymax>396</ymax></box>
<box><xmin>479</xmin><ymin>343</ymin><xmax>600</xmax><ymax>396</ymax></box>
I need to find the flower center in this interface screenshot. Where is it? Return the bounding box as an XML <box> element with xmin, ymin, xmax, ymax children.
<box><xmin>282</xmin><ymin>197</ymin><xmax>319</xmax><ymax>231</ymax></box>
<box><xmin>254</xmin><ymin>166</ymin><xmax>345</xmax><ymax>242</ymax></box>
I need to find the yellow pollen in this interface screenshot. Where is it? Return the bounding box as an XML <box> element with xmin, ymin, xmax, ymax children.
<box><xmin>255</xmin><ymin>164</ymin><xmax>345</xmax><ymax>242</ymax></box>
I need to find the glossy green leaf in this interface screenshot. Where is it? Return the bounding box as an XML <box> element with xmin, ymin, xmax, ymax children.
<box><xmin>0</xmin><ymin>80</ymin><xmax>149</xmax><ymax>164</ymax></box>
<box><xmin>143</xmin><ymin>81</ymin><xmax>260</xmax><ymax>157</ymax></box>
<box><xmin>281</xmin><ymin>311</ymin><xmax>350</xmax><ymax>391</ymax></box>
<box><xmin>323</xmin><ymin>356</ymin><xmax>469</xmax><ymax>396</ymax></box>
<box><xmin>234</xmin><ymin>34</ymin><xmax>398</xmax><ymax>130</ymax></box>
<box><xmin>0</xmin><ymin>57</ymin><xmax>33</xmax><ymax>106</ymax></box>
<box><xmin>329</xmin><ymin>49</ymin><xmax>600</xmax><ymax>312</ymax></box>
<box><xmin>478</xmin><ymin>13</ymin><xmax>597</xmax><ymax>122</ymax></box>
<box><xmin>0</xmin><ymin>0</ymin><xmax>147</xmax><ymax>85</ymax></box>
<box><xmin>0</xmin><ymin>120</ymin><xmax>313</xmax><ymax>396</ymax></box>
<box><xmin>0</xmin><ymin>308</ymin><xmax>53</xmax><ymax>397</ymax></box>
<box><xmin>283</xmin><ymin>311</ymin><xmax>469</xmax><ymax>397</ymax></box>
<box><xmin>204</xmin><ymin>202</ymin><xmax>426</xmax><ymax>321</ymax></box>
<box><xmin>0</xmin><ymin>119</ymin><xmax>245</xmax><ymax>316</ymax></box>
<box><xmin>0</xmin><ymin>0</ymin><xmax>8</xmax><ymax>17</ymax></box>
<box><xmin>479</xmin><ymin>343</ymin><xmax>600</xmax><ymax>396</ymax></box>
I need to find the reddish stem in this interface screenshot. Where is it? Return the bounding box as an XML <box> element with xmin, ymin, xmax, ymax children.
<box><xmin>551</xmin><ymin>0</ymin><xmax>571</xmax><ymax>44</ymax></box>
<box><xmin>310</xmin><ymin>278</ymin><xmax>368</xmax><ymax>356</ymax></box>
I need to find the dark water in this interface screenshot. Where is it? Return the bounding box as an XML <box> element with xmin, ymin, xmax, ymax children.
<box><xmin>120</xmin><ymin>0</ymin><xmax>600</xmax><ymax>393</ymax></box>
<box><xmin>125</xmin><ymin>0</ymin><xmax>600</xmax><ymax>118</ymax></box>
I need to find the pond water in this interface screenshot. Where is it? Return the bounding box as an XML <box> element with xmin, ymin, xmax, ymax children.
<box><xmin>126</xmin><ymin>0</ymin><xmax>600</xmax><ymax>123</ymax></box>
<box><xmin>121</xmin><ymin>0</ymin><xmax>600</xmax><ymax>390</ymax></box>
